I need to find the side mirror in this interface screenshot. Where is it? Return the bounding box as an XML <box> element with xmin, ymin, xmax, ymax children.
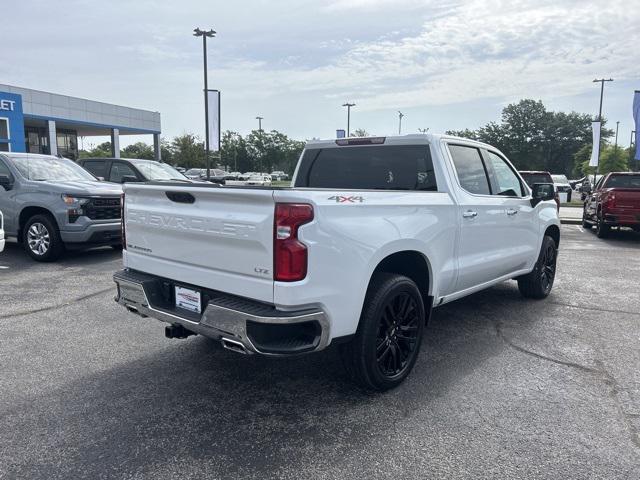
<box><xmin>531</xmin><ymin>183</ymin><xmax>555</xmax><ymax>207</ymax></box>
<box><xmin>0</xmin><ymin>174</ymin><xmax>13</xmax><ymax>190</ymax></box>
<box><xmin>121</xmin><ymin>175</ymin><xmax>139</xmax><ymax>183</ymax></box>
<box><xmin>97</xmin><ymin>176</ymin><xmax>105</xmax><ymax>181</ymax></box>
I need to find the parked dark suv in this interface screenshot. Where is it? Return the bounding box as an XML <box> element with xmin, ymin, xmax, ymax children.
<box><xmin>78</xmin><ymin>158</ymin><xmax>190</xmax><ymax>183</ymax></box>
<box><xmin>519</xmin><ymin>170</ymin><xmax>560</xmax><ymax>210</ymax></box>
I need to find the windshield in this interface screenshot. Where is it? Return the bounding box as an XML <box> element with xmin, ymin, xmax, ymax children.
<box><xmin>10</xmin><ymin>155</ymin><xmax>96</xmax><ymax>181</ymax></box>
<box><xmin>604</xmin><ymin>174</ymin><xmax>640</xmax><ymax>189</ymax></box>
<box><xmin>185</xmin><ymin>168</ymin><xmax>203</xmax><ymax>176</ymax></box>
<box><xmin>520</xmin><ymin>173</ymin><xmax>552</xmax><ymax>187</ymax></box>
<box><xmin>551</xmin><ymin>175</ymin><xmax>569</xmax><ymax>184</ymax></box>
<box><xmin>130</xmin><ymin>160</ymin><xmax>186</xmax><ymax>181</ymax></box>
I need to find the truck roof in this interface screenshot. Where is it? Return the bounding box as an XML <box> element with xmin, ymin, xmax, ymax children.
<box><xmin>304</xmin><ymin>133</ymin><xmax>495</xmax><ymax>150</ymax></box>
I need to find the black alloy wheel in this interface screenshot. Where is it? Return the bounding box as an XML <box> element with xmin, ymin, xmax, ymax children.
<box><xmin>376</xmin><ymin>292</ymin><xmax>421</xmax><ymax>378</ymax></box>
<box><xmin>517</xmin><ymin>235</ymin><xmax>557</xmax><ymax>299</ymax></box>
<box><xmin>539</xmin><ymin>241</ymin><xmax>556</xmax><ymax>296</ymax></box>
<box><xmin>340</xmin><ymin>273</ymin><xmax>426</xmax><ymax>391</ymax></box>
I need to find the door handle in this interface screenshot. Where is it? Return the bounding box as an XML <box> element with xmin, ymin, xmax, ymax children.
<box><xmin>506</xmin><ymin>208</ymin><xmax>518</xmax><ymax>216</ymax></box>
<box><xmin>462</xmin><ymin>210</ymin><xmax>478</xmax><ymax>218</ymax></box>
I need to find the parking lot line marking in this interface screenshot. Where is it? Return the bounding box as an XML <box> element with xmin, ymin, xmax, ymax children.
<box><xmin>0</xmin><ymin>266</ymin><xmax>8</xmax><ymax>269</ymax></box>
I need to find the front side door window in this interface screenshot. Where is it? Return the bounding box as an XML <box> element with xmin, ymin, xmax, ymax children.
<box><xmin>482</xmin><ymin>150</ymin><xmax>524</xmax><ymax>197</ymax></box>
<box><xmin>109</xmin><ymin>162</ymin><xmax>137</xmax><ymax>183</ymax></box>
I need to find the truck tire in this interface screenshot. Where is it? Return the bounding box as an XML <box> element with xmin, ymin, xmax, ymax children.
<box><xmin>517</xmin><ymin>235</ymin><xmax>557</xmax><ymax>299</ymax></box>
<box><xmin>339</xmin><ymin>273</ymin><xmax>426</xmax><ymax>391</ymax></box>
<box><xmin>23</xmin><ymin>214</ymin><xmax>64</xmax><ymax>262</ymax></box>
<box><xmin>581</xmin><ymin>206</ymin><xmax>592</xmax><ymax>229</ymax></box>
<box><xmin>595</xmin><ymin>213</ymin><xmax>609</xmax><ymax>238</ymax></box>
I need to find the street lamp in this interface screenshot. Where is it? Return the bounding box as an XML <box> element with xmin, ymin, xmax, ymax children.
<box><xmin>592</xmin><ymin>78</ymin><xmax>613</xmax><ymax>186</ymax></box>
<box><xmin>342</xmin><ymin>103</ymin><xmax>355</xmax><ymax>137</ymax></box>
<box><xmin>398</xmin><ymin>111</ymin><xmax>405</xmax><ymax>135</ymax></box>
<box><xmin>256</xmin><ymin>116</ymin><xmax>264</xmax><ymax>131</ymax></box>
<box><xmin>193</xmin><ymin>27</ymin><xmax>216</xmax><ymax>180</ymax></box>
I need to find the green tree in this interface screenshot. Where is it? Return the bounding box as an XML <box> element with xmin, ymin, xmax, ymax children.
<box><xmin>448</xmin><ymin>99</ymin><xmax>613</xmax><ymax>175</ymax></box>
<box><xmin>220</xmin><ymin>131</ymin><xmax>252</xmax><ymax>172</ymax></box>
<box><xmin>245</xmin><ymin>130</ymin><xmax>304</xmax><ymax>174</ymax></box>
<box><xmin>121</xmin><ymin>142</ymin><xmax>154</xmax><ymax>160</ymax></box>
<box><xmin>171</xmin><ymin>133</ymin><xmax>205</xmax><ymax>168</ymax></box>
<box><xmin>445</xmin><ymin>128</ymin><xmax>478</xmax><ymax>140</ymax></box>
<box><xmin>575</xmin><ymin>144</ymin><xmax>628</xmax><ymax>176</ymax></box>
<box><xmin>79</xmin><ymin>141</ymin><xmax>112</xmax><ymax>158</ymax></box>
<box><xmin>352</xmin><ymin>128</ymin><xmax>369</xmax><ymax>137</ymax></box>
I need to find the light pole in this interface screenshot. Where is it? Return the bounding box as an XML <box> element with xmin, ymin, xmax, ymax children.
<box><xmin>342</xmin><ymin>103</ymin><xmax>355</xmax><ymax>137</ymax></box>
<box><xmin>256</xmin><ymin>116</ymin><xmax>264</xmax><ymax>131</ymax></box>
<box><xmin>398</xmin><ymin>111</ymin><xmax>404</xmax><ymax>135</ymax></box>
<box><xmin>194</xmin><ymin>27</ymin><xmax>216</xmax><ymax>180</ymax></box>
<box><xmin>592</xmin><ymin>78</ymin><xmax>613</xmax><ymax>186</ymax></box>
<box><xmin>613</xmin><ymin>120</ymin><xmax>619</xmax><ymax>158</ymax></box>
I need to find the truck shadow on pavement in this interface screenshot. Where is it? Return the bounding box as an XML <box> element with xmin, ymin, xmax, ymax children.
<box><xmin>2</xmin><ymin>283</ymin><xmax>541</xmax><ymax>479</ymax></box>
<box><xmin>0</xmin><ymin>240</ymin><xmax>121</xmax><ymax>270</ymax></box>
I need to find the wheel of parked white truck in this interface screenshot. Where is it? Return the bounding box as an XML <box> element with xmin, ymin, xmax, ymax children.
<box><xmin>517</xmin><ymin>235</ymin><xmax>557</xmax><ymax>299</ymax></box>
<box><xmin>340</xmin><ymin>273</ymin><xmax>426</xmax><ymax>391</ymax></box>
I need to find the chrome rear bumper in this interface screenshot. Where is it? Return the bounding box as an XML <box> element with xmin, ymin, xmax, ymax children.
<box><xmin>113</xmin><ymin>269</ymin><xmax>330</xmax><ymax>356</ymax></box>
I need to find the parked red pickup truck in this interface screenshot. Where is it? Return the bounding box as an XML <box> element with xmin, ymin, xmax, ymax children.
<box><xmin>582</xmin><ymin>172</ymin><xmax>640</xmax><ymax>237</ymax></box>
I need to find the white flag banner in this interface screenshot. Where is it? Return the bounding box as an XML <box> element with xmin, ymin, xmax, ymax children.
<box><xmin>589</xmin><ymin>121</ymin><xmax>601</xmax><ymax>167</ymax></box>
<box><xmin>207</xmin><ymin>90</ymin><xmax>220</xmax><ymax>151</ymax></box>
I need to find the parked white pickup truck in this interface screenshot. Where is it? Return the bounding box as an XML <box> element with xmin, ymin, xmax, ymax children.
<box><xmin>114</xmin><ymin>134</ymin><xmax>560</xmax><ymax>390</ymax></box>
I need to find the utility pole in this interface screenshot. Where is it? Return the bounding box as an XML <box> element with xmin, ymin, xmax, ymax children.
<box><xmin>592</xmin><ymin>78</ymin><xmax>613</xmax><ymax>186</ymax></box>
<box><xmin>342</xmin><ymin>103</ymin><xmax>355</xmax><ymax>137</ymax></box>
<box><xmin>193</xmin><ymin>27</ymin><xmax>216</xmax><ymax>180</ymax></box>
<box><xmin>398</xmin><ymin>111</ymin><xmax>405</xmax><ymax>135</ymax></box>
<box><xmin>256</xmin><ymin>116</ymin><xmax>264</xmax><ymax>131</ymax></box>
<box><xmin>613</xmin><ymin>120</ymin><xmax>619</xmax><ymax>158</ymax></box>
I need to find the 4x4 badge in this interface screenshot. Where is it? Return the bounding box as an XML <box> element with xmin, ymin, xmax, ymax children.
<box><xmin>328</xmin><ymin>195</ymin><xmax>364</xmax><ymax>203</ymax></box>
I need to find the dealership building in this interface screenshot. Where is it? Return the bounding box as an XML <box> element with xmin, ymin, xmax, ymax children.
<box><xmin>0</xmin><ymin>84</ymin><xmax>161</xmax><ymax>160</ymax></box>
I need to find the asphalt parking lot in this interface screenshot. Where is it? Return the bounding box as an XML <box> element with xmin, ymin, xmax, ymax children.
<box><xmin>1</xmin><ymin>225</ymin><xmax>639</xmax><ymax>479</ymax></box>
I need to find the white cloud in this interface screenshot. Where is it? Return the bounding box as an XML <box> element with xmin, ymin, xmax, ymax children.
<box><xmin>213</xmin><ymin>0</ymin><xmax>638</xmax><ymax>111</ymax></box>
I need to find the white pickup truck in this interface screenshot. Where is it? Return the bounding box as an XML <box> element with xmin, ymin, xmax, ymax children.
<box><xmin>114</xmin><ymin>134</ymin><xmax>560</xmax><ymax>390</ymax></box>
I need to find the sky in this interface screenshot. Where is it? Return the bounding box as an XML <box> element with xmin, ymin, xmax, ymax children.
<box><xmin>1</xmin><ymin>0</ymin><xmax>639</xmax><ymax>148</ymax></box>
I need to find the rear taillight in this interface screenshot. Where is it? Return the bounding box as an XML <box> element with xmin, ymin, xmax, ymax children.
<box><xmin>274</xmin><ymin>203</ymin><xmax>314</xmax><ymax>282</ymax></box>
<box><xmin>121</xmin><ymin>192</ymin><xmax>126</xmax><ymax>249</ymax></box>
<box><xmin>605</xmin><ymin>193</ymin><xmax>616</xmax><ymax>208</ymax></box>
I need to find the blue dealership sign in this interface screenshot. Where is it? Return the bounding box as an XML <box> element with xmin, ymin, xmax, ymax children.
<box><xmin>0</xmin><ymin>91</ymin><xmax>25</xmax><ymax>152</ymax></box>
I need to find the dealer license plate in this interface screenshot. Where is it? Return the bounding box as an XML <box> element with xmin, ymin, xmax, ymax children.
<box><xmin>175</xmin><ymin>286</ymin><xmax>201</xmax><ymax>314</ymax></box>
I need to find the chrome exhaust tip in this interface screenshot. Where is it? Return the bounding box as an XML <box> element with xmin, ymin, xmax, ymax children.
<box><xmin>221</xmin><ymin>337</ymin><xmax>248</xmax><ymax>354</ymax></box>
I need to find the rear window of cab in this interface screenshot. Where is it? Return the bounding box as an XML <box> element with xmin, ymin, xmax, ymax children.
<box><xmin>294</xmin><ymin>145</ymin><xmax>437</xmax><ymax>191</ymax></box>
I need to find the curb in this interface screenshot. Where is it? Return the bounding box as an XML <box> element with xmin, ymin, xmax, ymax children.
<box><xmin>560</xmin><ymin>218</ymin><xmax>582</xmax><ymax>225</ymax></box>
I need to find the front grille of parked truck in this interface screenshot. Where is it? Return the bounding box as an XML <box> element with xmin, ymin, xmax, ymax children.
<box><xmin>84</xmin><ymin>197</ymin><xmax>121</xmax><ymax>220</ymax></box>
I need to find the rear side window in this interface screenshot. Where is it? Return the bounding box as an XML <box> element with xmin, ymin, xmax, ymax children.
<box><xmin>448</xmin><ymin>145</ymin><xmax>490</xmax><ymax>195</ymax></box>
<box><xmin>82</xmin><ymin>160</ymin><xmax>108</xmax><ymax>178</ymax></box>
<box><xmin>296</xmin><ymin>145</ymin><xmax>437</xmax><ymax>191</ymax></box>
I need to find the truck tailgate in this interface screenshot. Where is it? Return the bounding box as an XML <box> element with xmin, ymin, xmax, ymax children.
<box><xmin>612</xmin><ymin>189</ymin><xmax>640</xmax><ymax>209</ymax></box>
<box><xmin>122</xmin><ymin>184</ymin><xmax>275</xmax><ymax>303</ymax></box>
